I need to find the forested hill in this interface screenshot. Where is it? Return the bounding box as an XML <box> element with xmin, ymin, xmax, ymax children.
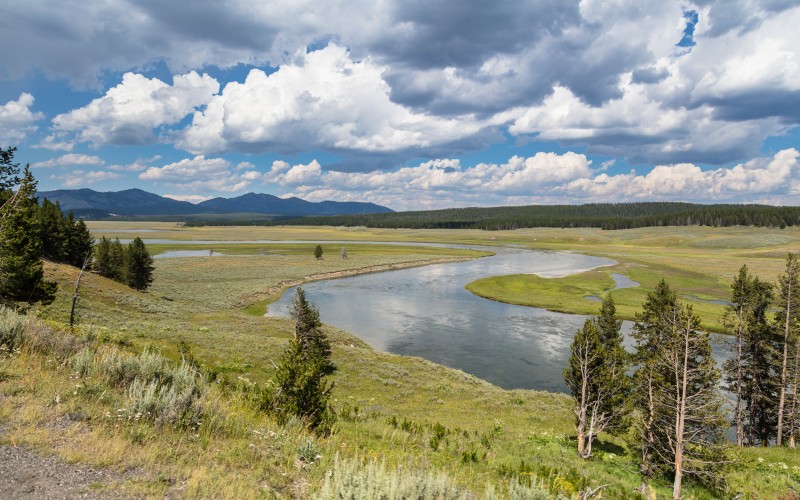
<box><xmin>187</xmin><ymin>202</ymin><xmax>800</xmax><ymax>230</ymax></box>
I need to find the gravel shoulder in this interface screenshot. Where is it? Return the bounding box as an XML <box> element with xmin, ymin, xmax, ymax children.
<box><xmin>0</xmin><ymin>443</ymin><xmax>138</xmax><ymax>499</ymax></box>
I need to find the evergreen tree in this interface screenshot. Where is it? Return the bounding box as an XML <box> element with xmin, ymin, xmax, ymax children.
<box><xmin>314</xmin><ymin>244</ymin><xmax>323</xmax><ymax>260</ymax></box>
<box><xmin>108</xmin><ymin>238</ymin><xmax>126</xmax><ymax>282</ymax></box>
<box><xmin>633</xmin><ymin>282</ymin><xmax>726</xmax><ymax>497</ymax></box>
<box><xmin>563</xmin><ymin>295</ymin><xmax>630</xmax><ymax>458</ymax></box>
<box><xmin>723</xmin><ymin>266</ymin><xmax>779</xmax><ymax>446</ymax></box>
<box><xmin>64</xmin><ymin>218</ymin><xmax>94</xmax><ymax>268</ymax></box>
<box><xmin>632</xmin><ymin>279</ymin><xmax>677</xmax><ymax>479</ymax></box>
<box><xmin>776</xmin><ymin>253</ymin><xmax>800</xmax><ymax>446</ymax></box>
<box><xmin>0</xmin><ymin>166</ymin><xmax>57</xmax><ymax>306</ymax></box>
<box><xmin>39</xmin><ymin>198</ymin><xmax>67</xmax><ymax>261</ymax></box>
<box><xmin>125</xmin><ymin>237</ymin><xmax>154</xmax><ymax>291</ymax></box>
<box><xmin>94</xmin><ymin>236</ymin><xmax>112</xmax><ymax>277</ymax></box>
<box><xmin>291</xmin><ymin>287</ymin><xmax>333</xmax><ymax>372</ymax></box>
<box><xmin>595</xmin><ymin>295</ymin><xmax>632</xmax><ymax>436</ymax></box>
<box><xmin>274</xmin><ymin>288</ymin><xmax>335</xmax><ymax>433</ymax></box>
<box><xmin>0</xmin><ymin>146</ymin><xmax>20</xmax><ymax>204</ymax></box>
<box><xmin>742</xmin><ymin>278</ymin><xmax>779</xmax><ymax>446</ymax></box>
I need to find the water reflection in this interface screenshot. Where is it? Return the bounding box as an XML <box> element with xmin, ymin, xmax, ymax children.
<box><xmin>268</xmin><ymin>248</ymin><xmax>616</xmax><ymax>392</ymax></box>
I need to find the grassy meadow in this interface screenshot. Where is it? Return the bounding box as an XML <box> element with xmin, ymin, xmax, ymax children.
<box><xmin>2</xmin><ymin>222</ymin><xmax>800</xmax><ymax>497</ymax></box>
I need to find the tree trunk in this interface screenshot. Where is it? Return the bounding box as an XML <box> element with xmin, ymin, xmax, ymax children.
<box><xmin>69</xmin><ymin>252</ymin><xmax>91</xmax><ymax>329</ymax></box>
<box><xmin>577</xmin><ymin>360</ymin><xmax>588</xmax><ymax>458</ymax></box>
<box><xmin>778</xmin><ymin>279</ymin><xmax>793</xmax><ymax>446</ymax></box>
<box><xmin>736</xmin><ymin>304</ymin><xmax>745</xmax><ymax>447</ymax></box>
<box><xmin>789</xmin><ymin>339</ymin><xmax>800</xmax><ymax>449</ymax></box>
<box><xmin>673</xmin><ymin>317</ymin><xmax>690</xmax><ymax>500</ymax></box>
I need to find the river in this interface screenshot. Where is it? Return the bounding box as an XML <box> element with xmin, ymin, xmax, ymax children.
<box><xmin>265</xmin><ymin>246</ymin><xmax>682</xmax><ymax>393</ymax></box>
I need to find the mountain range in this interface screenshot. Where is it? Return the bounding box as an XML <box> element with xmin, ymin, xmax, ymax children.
<box><xmin>38</xmin><ymin>188</ymin><xmax>393</xmax><ymax>219</ymax></box>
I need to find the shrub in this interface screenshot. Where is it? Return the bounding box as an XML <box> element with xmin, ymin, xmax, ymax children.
<box><xmin>0</xmin><ymin>306</ymin><xmax>26</xmax><ymax>353</ymax></box>
<box><xmin>318</xmin><ymin>455</ymin><xmax>468</xmax><ymax>500</ymax></box>
<box><xmin>125</xmin><ymin>361</ymin><xmax>203</xmax><ymax>428</ymax></box>
<box><xmin>71</xmin><ymin>347</ymin><xmax>95</xmax><ymax>378</ymax></box>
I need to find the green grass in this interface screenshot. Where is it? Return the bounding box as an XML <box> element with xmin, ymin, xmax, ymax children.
<box><xmin>3</xmin><ymin>223</ymin><xmax>800</xmax><ymax>497</ymax></box>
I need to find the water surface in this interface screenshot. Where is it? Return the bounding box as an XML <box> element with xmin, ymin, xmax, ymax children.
<box><xmin>268</xmin><ymin>248</ymin><xmax>617</xmax><ymax>392</ymax></box>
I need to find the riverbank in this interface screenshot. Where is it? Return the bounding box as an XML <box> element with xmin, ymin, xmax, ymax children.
<box><xmin>242</xmin><ymin>254</ymin><xmax>489</xmax><ymax>315</ymax></box>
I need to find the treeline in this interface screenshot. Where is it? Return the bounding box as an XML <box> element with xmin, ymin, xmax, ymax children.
<box><xmin>185</xmin><ymin>203</ymin><xmax>800</xmax><ymax>231</ymax></box>
<box><xmin>566</xmin><ymin>253</ymin><xmax>800</xmax><ymax>498</ymax></box>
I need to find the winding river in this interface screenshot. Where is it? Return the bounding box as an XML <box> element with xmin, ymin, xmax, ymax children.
<box><xmin>267</xmin><ymin>246</ymin><xmax>633</xmax><ymax>393</ymax></box>
<box><xmin>144</xmin><ymin>239</ymin><xmax>727</xmax><ymax>393</ymax></box>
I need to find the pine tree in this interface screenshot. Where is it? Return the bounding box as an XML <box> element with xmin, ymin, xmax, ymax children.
<box><xmin>108</xmin><ymin>238</ymin><xmax>126</xmax><ymax>282</ymax></box>
<box><xmin>0</xmin><ymin>146</ymin><xmax>20</xmax><ymax>204</ymax></box>
<box><xmin>632</xmin><ymin>279</ymin><xmax>676</xmax><ymax>479</ymax></box>
<box><xmin>39</xmin><ymin>198</ymin><xmax>67</xmax><ymax>261</ymax></box>
<box><xmin>125</xmin><ymin>237</ymin><xmax>154</xmax><ymax>291</ymax></box>
<box><xmin>94</xmin><ymin>236</ymin><xmax>112</xmax><ymax>277</ymax></box>
<box><xmin>723</xmin><ymin>266</ymin><xmax>779</xmax><ymax>446</ymax></box>
<box><xmin>633</xmin><ymin>281</ymin><xmax>727</xmax><ymax>497</ymax></box>
<box><xmin>274</xmin><ymin>288</ymin><xmax>335</xmax><ymax>433</ymax></box>
<box><xmin>776</xmin><ymin>253</ymin><xmax>800</xmax><ymax>446</ymax></box>
<box><xmin>595</xmin><ymin>295</ymin><xmax>632</xmax><ymax>436</ymax></box>
<box><xmin>314</xmin><ymin>244</ymin><xmax>323</xmax><ymax>260</ymax></box>
<box><xmin>0</xmin><ymin>166</ymin><xmax>57</xmax><ymax>306</ymax></box>
<box><xmin>64</xmin><ymin>218</ymin><xmax>94</xmax><ymax>268</ymax></box>
<box><xmin>291</xmin><ymin>287</ymin><xmax>333</xmax><ymax>372</ymax></box>
<box><xmin>564</xmin><ymin>295</ymin><xmax>630</xmax><ymax>458</ymax></box>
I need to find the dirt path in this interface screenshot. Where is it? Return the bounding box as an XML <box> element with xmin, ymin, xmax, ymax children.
<box><xmin>0</xmin><ymin>444</ymin><xmax>139</xmax><ymax>499</ymax></box>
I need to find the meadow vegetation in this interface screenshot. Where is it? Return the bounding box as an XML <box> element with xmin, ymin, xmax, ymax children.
<box><xmin>2</xmin><ymin>222</ymin><xmax>800</xmax><ymax>497</ymax></box>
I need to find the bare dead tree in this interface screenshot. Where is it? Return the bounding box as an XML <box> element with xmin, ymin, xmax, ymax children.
<box><xmin>69</xmin><ymin>250</ymin><xmax>93</xmax><ymax>329</ymax></box>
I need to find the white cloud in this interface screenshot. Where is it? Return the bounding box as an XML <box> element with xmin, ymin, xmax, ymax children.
<box><xmin>53</xmin><ymin>169</ymin><xmax>121</xmax><ymax>187</ymax></box>
<box><xmin>32</xmin><ymin>153</ymin><xmax>105</xmax><ymax>168</ymax></box>
<box><xmin>34</xmin><ymin>133</ymin><xmax>74</xmax><ymax>151</ymax></box>
<box><xmin>139</xmin><ymin>155</ymin><xmax>260</xmax><ymax>192</ymax></box>
<box><xmin>0</xmin><ymin>93</ymin><xmax>43</xmax><ymax>146</ymax></box>
<box><xmin>53</xmin><ymin>72</ymin><xmax>219</xmax><ymax>146</ymax></box>
<box><xmin>178</xmin><ymin>44</ymin><xmax>488</xmax><ymax>156</ymax></box>
<box><xmin>259</xmin><ymin>149</ymin><xmax>800</xmax><ymax>209</ymax></box>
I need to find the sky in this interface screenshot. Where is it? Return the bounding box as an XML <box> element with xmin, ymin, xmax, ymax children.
<box><xmin>1</xmin><ymin>0</ymin><xmax>799</xmax><ymax>211</ymax></box>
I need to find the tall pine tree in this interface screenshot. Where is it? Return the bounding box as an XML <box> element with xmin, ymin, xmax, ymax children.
<box><xmin>564</xmin><ymin>295</ymin><xmax>630</xmax><ymax>458</ymax></box>
<box><xmin>0</xmin><ymin>166</ymin><xmax>57</xmax><ymax>306</ymax></box>
<box><xmin>125</xmin><ymin>237</ymin><xmax>154</xmax><ymax>291</ymax></box>
<box><xmin>633</xmin><ymin>281</ymin><xmax>726</xmax><ymax>497</ymax></box>
<box><xmin>776</xmin><ymin>253</ymin><xmax>800</xmax><ymax>446</ymax></box>
<box><xmin>274</xmin><ymin>288</ymin><xmax>335</xmax><ymax>433</ymax></box>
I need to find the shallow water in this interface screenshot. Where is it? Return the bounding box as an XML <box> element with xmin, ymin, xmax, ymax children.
<box><xmin>267</xmin><ymin>248</ymin><xmax>621</xmax><ymax>392</ymax></box>
<box><xmin>266</xmin><ymin>246</ymin><xmax>728</xmax><ymax>392</ymax></box>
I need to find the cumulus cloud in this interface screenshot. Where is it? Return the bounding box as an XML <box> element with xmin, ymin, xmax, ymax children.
<box><xmin>0</xmin><ymin>93</ymin><xmax>43</xmax><ymax>146</ymax></box>
<box><xmin>52</xmin><ymin>169</ymin><xmax>121</xmax><ymax>188</ymax></box>
<box><xmin>32</xmin><ymin>153</ymin><xmax>105</xmax><ymax>168</ymax></box>
<box><xmin>177</xmin><ymin>44</ymin><xmax>490</xmax><ymax>161</ymax></box>
<box><xmin>139</xmin><ymin>155</ymin><xmax>260</xmax><ymax>192</ymax></box>
<box><xmin>52</xmin><ymin>72</ymin><xmax>219</xmax><ymax>146</ymax></box>
<box><xmin>8</xmin><ymin>0</ymin><xmax>799</xmax><ymax>171</ymax></box>
<box><xmin>35</xmin><ymin>134</ymin><xmax>74</xmax><ymax>151</ymax></box>
<box><xmin>260</xmin><ymin>149</ymin><xmax>800</xmax><ymax>210</ymax></box>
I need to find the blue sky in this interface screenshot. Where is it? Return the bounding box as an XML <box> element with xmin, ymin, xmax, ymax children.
<box><xmin>1</xmin><ymin>0</ymin><xmax>798</xmax><ymax>210</ymax></box>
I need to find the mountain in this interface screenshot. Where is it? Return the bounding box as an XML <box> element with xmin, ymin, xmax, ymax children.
<box><xmin>37</xmin><ymin>188</ymin><xmax>393</xmax><ymax>219</ymax></box>
<box><xmin>197</xmin><ymin>193</ymin><xmax>392</xmax><ymax>216</ymax></box>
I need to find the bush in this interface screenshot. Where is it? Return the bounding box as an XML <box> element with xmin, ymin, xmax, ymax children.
<box><xmin>0</xmin><ymin>306</ymin><xmax>26</xmax><ymax>353</ymax></box>
<box><xmin>71</xmin><ymin>347</ymin><xmax>95</xmax><ymax>378</ymax></box>
<box><xmin>125</xmin><ymin>361</ymin><xmax>203</xmax><ymax>428</ymax></box>
<box><xmin>319</xmin><ymin>455</ymin><xmax>468</xmax><ymax>500</ymax></box>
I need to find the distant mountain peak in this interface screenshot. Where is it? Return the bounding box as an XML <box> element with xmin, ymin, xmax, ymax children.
<box><xmin>37</xmin><ymin>188</ymin><xmax>393</xmax><ymax>218</ymax></box>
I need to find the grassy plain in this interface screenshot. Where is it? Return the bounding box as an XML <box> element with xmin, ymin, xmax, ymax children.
<box><xmin>1</xmin><ymin>222</ymin><xmax>799</xmax><ymax>497</ymax></box>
